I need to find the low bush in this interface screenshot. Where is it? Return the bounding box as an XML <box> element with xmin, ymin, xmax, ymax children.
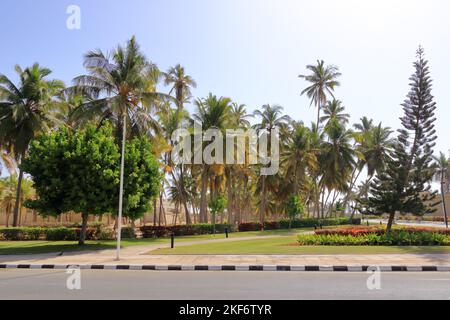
<box><xmin>0</xmin><ymin>225</ymin><xmax>119</xmax><ymax>241</ymax></box>
<box><xmin>140</xmin><ymin>224</ymin><xmax>234</xmax><ymax>238</ymax></box>
<box><xmin>0</xmin><ymin>228</ymin><xmax>43</xmax><ymax>241</ymax></box>
<box><xmin>315</xmin><ymin>226</ymin><xmax>450</xmax><ymax>236</ymax></box>
<box><xmin>120</xmin><ymin>227</ymin><xmax>136</xmax><ymax>239</ymax></box>
<box><xmin>237</xmin><ymin>218</ymin><xmax>358</xmax><ymax>232</ymax></box>
<box><xmin>45</xmin><ymin>227</ymin><xmax>78</xmax><ymax>241</ymax></box>
<box><xmin>298</xmin><ymin>230</ymin><xmax>450</xmax><ymax>246</ymax></box>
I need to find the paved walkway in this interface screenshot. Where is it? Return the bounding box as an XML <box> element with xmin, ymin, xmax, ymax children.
<box><xmin>0</xmin><ymin>233</ymin><xmax>449</xmax><ymax>266</ymax></box>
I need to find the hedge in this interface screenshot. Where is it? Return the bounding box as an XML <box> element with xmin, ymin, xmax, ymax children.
<box><xmin>238</xmin><ymin>218</ymin><xmax>359</xmax><ymax>232</ymax></box>
<box><xmin>0</xmin><ymin>226</ymin><xmax>136</xmax><ymax>241</ymax></box>
<box><xmin>140</xmin><ymin>224</ymin><xmax>234</xmax><ymax>238</ymax></box>
<box><xmin>297</xmin><ymin>231</ymin><xmax>450</xmax><ymax>246</ymax></box>
<box><xmin>315</xmin><ymin>226</ymin><xmax>450</xmax><ymax>236</ymax></box>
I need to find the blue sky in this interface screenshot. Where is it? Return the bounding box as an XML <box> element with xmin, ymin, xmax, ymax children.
<box><xmin>1</xmin><ymin>0</ymin><xmax>450</xmax><ymax>156</ymax></box>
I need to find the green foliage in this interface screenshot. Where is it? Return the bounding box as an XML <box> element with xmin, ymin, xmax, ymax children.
<box><xmin>365</xmin><ymin>48</ymin><xmax>438</xmax><ymax>227</ymax></box>
<box><xmin>285</xmin><ymin>195</ymin><xmax>305</xmax><ymax>220</ymax></box>
<box><xmin>140</xmin><ymin>224</ymin><xmax>234</xmax><ymax>238</ymax></box>
<box><xmin>118</xmin><ymin>137</ymin><xmax>161</xmax><ymax>221</ymax></box>
<box><xmin>208</xmin><ymin>195</ymin><xmax>227</xmax><ymax>216</ymax></box>
<box><xmin>21</xmin><ymin>123</ymin><xmax>161</xmax><ymax>243</ymax></box>
<box><xmin>22</xmin><ymin>124</ymin><xmax>120</xmax><ymax>217</ymax></box>
<box><xmin>297</xmin><ymin>231</ymin><xmax>450</xmax><ymax>246</ymax></box>
<box><xmin>238</xmin><ymin>218</ymin><xmax>357</xmax><ymax>232</ymax></box>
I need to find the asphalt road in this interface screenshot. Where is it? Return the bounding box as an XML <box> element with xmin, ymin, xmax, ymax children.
<box><xmin>0</xmin><ymin>270</ymin><xmax>449</xmax><ymax>300</ymax></box>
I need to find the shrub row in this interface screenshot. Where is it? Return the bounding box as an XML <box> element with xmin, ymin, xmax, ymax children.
<box><xmin>363</xmin><ymin>215</ymin><xmax>447</xmax><ymax>222</ymax></box>
<box><xmin>0</xmin><ymin>226</ymin><xmax>136</xmax><ymax>241</ymax></box>
<box><xmin>297</xmin><ymin>231</ymin><xmax>450</xmax><ymax>246</ymax></box>
<box><xmin>238</xmin><ymin>218</ymin><xmax>359</xmax><ymax>232</ymax></box>
<box><xmin>140</xmin><ymin>224</ymin><xmax>234</xmax><ymax>238</ymax></box>
<box><xmin>315</xmin><ymin>226</ymin><xmax>450</xmax><ymax>236</ymax></box>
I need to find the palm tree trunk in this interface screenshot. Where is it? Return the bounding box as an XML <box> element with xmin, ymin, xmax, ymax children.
<box><xmin>227</xmin><ymin>170</ymin><xmax>233</xmax><ymax>223</ymax></box>
<box><xmin>441</xmin><ymin>174</ymin><xmax>449</xmax><ymax>228</ymax></box>
<box><xmin>260</xmin><ymin>175</ymin><xmax>266</xmax><ymax>229</ymax></box>
<box><xmin>199</xmin><ymin>166</ymin><xmax>208</xmax><ymax>223</ymax></box>
<box><xmin>12</xmin><ymin>166</ymin><xmax>24</xmax><ymax>227</ymax></box>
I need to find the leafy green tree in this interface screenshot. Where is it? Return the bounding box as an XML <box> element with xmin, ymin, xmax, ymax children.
<box><xmin>22</xmin><ymin>124</ymin><xmax>160</xmax><ymax>244</ymax></box>
<box><xmin>366</xmin><ymin>47</ymin><xmax>438</xmax><ymax>231</ymax></box>
<box><xmin>208</xmin><ymin>195</ymin><xmax>227</xmax><ymax>234</ymax></box>
<box><xmin>285</xmin><ymin>195</ymin><xmax>305</xmax><ymax>228</ymax></box>
<box><xmin>0</xmin><ymin>63</ymin><xmax>64</xmax><ymax>226</ymax></box>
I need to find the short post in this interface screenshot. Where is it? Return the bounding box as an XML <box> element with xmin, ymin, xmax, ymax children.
<box><xmin>367</xmin><ymin>220</ymin><xmax>370</xmax><ymax>226</ymax></box>
<box><xmin>171</xmin><ymin>232</ymin><xmax>175</xmax><ymax>249</ymax></box>
<box><xmin>225</xmin><ymin>227</ymin><xmax>229</xmax><ymax>238</ymax></box>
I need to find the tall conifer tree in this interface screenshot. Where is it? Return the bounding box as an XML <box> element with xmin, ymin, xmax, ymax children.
<box><xmin>366</xmin><ymin>47</ymin><xmax>438</xmax><ymax>231</ymax></box>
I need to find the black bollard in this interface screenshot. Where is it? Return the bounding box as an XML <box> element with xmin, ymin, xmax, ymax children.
<box><xmin>367</xmin><ymin>220</ymin><xmax>370</xmax><ymax>226</ymax></box>
<box><xmin>171</xmin><ymin>232</ymin><xmax>175</xmax><ymax>249</ymax></box>
<box><xmin>225</xmin><ymin>228</ymin><xmax>229</xmax><ymax>238</ymax></box>
<box><xmin>314</xmin><ymin>225</ymin><xmax>317</xmax><ymax>230</ymax></box>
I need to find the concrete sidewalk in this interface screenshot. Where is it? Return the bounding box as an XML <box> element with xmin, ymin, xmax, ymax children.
<box><xmin>0</xmin><ymin>234</ymin><xmax>449</xmax><ymax>267</ymax></box>
<box><xmin>1</xmin><ymin>252</ymin><xmax>449</xmax><ymax>267</ymax></box>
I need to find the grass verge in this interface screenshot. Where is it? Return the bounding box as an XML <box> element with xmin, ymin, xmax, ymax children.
<box><xmin>148</xmin><ymin>236</ymin><xmax>450</xmax><ymax>255</ymax></box>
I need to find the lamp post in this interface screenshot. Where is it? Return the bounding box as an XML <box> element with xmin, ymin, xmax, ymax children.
<box><xmin>116</xmin><ymin>113</ymin><xmax>126</xmax><ymax>261</ymax></box>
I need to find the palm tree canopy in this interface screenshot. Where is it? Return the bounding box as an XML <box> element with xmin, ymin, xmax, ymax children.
<box><xmin>66</xmin><ymin>36</ymin><xmax>171</xmax><ymax>139</ymax></box>
<box><xmin>299</xmin><ymin>60</ymin><xmax>341</xmax><ymax>108</ymax></box>
<box><xmin>0</xmin><ymin>63</ymin><xmax>65</xmax><ymax>158</ymax></box>
<box><xmin>164</xmin><ymin>64</ymin><xmax>197</xmax><ymax>107</ymax></box>
<box><xmin>320</xmin><ymin>99</ymin><xmax>350</xmax><ymax>125</ymax></box>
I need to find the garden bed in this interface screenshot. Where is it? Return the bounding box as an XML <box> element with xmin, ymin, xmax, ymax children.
<box><xmin>297</xmin><ymin>226</ymin><xmax>450</xmax><ymax>246</ymax></box>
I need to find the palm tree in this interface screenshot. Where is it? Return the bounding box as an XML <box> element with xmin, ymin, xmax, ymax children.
<box><xmin>433</xmin><ymin>152</ymin><xmax>449</xmax><ymax>228</ymax></box>
<box><xmin>0</xmin><ymin>63</ymin><xmax>64</xmax><ymax>227</ymax></box>
<box><xmin>163</xmin><ymin>65</ymin><xmax>197</xmax><ymax>224</ymax></box>
<box><xmin>193</xmin><ymin>94</ymin><xmax>232</xmax><ymax>223</ymax></box>
<box><xmin>67</xmin><ymin>36</ymin><xmax>168</xmax><ymax>140</ymax></box>
<box><xmin>281</xmin><ymin>122</ymin><xmax>317</xmax><ymax>195</ymax></box>
<box><xmin>345</xmin><ymin>121</ymin><xmax>394</xmax><ymax>219</ymax></box>
<box><xmin>164</xmin><ymin>64</ymin><xmax>197</xmax><ymax>110</ymax></box>
<box><xmin>66</xmin><ymin>37</ymin><xmax>171</xmax><ymax>246</ymax></box>
<box><xmin>319</xmin><ymin>118</ymin><xmax>356</xmax><ymax>217</ymax></box>
<box><xmin>253</xmin><ymin>104</ymin><xmax>290</xmax><ymax>226</ymax></box>
<box><xmin>0</xmin><ymin>175</ymin><xmax>17</xmax><ymax>227</ymax></box>
<box><xmin>320</xmin><ymin>99</ymin><xmax>350</xmax><ymax>126</ymax></box>
<box><xmin>299</xmin><ymin>60</ymin><xmax>341</xmax><ymax>128</ymax></box>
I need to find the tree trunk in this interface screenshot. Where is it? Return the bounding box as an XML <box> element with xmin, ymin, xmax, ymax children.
<box><xmin>441</xmin><ymin>175</ymin><xmax>449</xmax><ymax>228</ymax></box>
<box><xmin>259</xmin><ymin>175</ymin><xmax>266</xmax><ymax>229</ymax></box>
<box><xmin>199</xmin><ymin>167</ymin><xmax>208</xmax><ymax>223</ymax></box>
<box><xmin>386</xmin><ymin>212</ymin><xmax>395</xmax><ymax>233</ymax></box>
<box><xmin>227</xmin><ymin>171</ymin><xmax>233</xmax><ymax>223</ymax></box>
<box><xmin>12</xmin><ymin>167</ymin><xmax>24</xmax><ymax>227</ymax></box>
<box><xmin>79</xmin><ymin>212</ymin><xmax>89</xmax><ymax>245</ymax></box>
<box><xmin>153</xmin><ymin>199</ymin><xmax>157</xmax><ymax>226</ymax></box>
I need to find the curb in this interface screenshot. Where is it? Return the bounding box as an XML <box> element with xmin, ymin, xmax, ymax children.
<box><xmin>1</xmin><ymin>264</ymin><xmax>449</xmax><ymax>272</ymax></box>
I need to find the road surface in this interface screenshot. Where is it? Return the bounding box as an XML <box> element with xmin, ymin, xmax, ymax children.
<box><xmin>0</xmin><ymin>269</ymin><xmax>449</xmax><ymax>300</ymax></box>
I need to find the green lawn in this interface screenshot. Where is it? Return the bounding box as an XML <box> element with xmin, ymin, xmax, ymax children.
<box><xmin>0</xmin><ymin>228</ymin><xmax>309</xmax><ymax>255</ymax></box>
<box><xmin>148</xmin><ymin>236</ymin><xmax>450</xmax><ymax>255</ymax></box>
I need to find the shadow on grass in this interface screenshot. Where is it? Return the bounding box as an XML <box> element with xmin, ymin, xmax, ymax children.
<box><xmin>0</xmin><ymin>242</ymin><xmax>116</xmax><ymax>256</ymax></box>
